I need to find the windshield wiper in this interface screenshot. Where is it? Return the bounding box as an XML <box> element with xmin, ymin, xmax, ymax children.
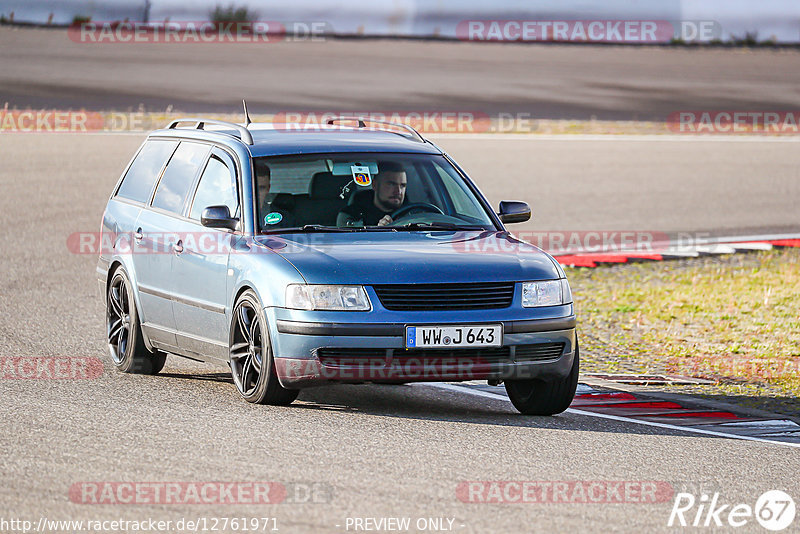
<box><xmin>394</xmin><ymin>222</ymin><xmax>485</xmax><ymax>231</ymax></box>
<box><xmin>264</xmin><ymin>223</ymin><xmax>485</xmax><ymax>234</ymax></box>
<box><xmin>355</xmin><ymin>226</ymin><xmax>398</xmax><ymax>232</ymax></box>
<box><xmin>263</xmin><ymin>225</ymin><xmax>356</xmax><ymax>234</ymax></box>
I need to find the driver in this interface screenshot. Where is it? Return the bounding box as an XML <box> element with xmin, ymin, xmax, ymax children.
<box><xmin>337</xmin><ymin>161</ymin><xmax>407</xmax><ymax>226</ymax></box>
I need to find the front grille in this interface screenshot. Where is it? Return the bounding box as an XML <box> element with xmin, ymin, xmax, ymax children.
<box><xmin>317</xmin><ymin>343</ymin><xmax>565</xmax><ymax>366</ymax></box>
<box><xmin>372</xmin><ymin>282</ymin><xmax>515</xmax><ymax>311</ymax></box>
<box><xmin>396</xmin><ymin>347</ymin><xmax>512</xmax><ymax>364</ymax></box>
<box><xmin>317</xmin><ymin>347</ymin><xmax>512</xmax><ymax>366</ymax></box>
<box><xmin>515</xmin><ymin>343</ymin><xmax>565</xmax><ymax>361</ymax></box>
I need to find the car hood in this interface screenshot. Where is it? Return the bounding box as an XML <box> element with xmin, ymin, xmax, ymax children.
<box><xmin>254</xmin><ymin>231</ymin><xmax>560</xmax><ymax>284</ymax></box>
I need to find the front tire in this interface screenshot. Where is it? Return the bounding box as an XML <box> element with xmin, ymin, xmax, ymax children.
<box><xmin>106</xmin><ymin>267</ymin><xmax>167</xmax><ymax>375</ymax></box>
<box><xmin>505</xmin><ymin>342</ymin><xmax>580</xmax><ymax>415</ymax></box>
<box><xmin>229</xmin><ymin>289</ymin><xmax>298</xmax><ymax>405</ymax></box>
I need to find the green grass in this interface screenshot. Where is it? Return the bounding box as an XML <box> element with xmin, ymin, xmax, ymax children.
<box><xmin>566</xmin><ymin>248</ymin><xmax>800</xmax><ymax>401</ymax></box>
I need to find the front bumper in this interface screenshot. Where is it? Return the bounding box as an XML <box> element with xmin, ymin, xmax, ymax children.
<box><xmin>268</xmin><ymin>311</ymin><xmax>577</xmax><ymax>388</ymax></box>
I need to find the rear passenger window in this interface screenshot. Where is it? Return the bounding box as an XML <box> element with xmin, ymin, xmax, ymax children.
<box><xmin>116</xmin><ymin>139</ymin><xmax>178</xmax><ymax>203</ymax></box>
<box><xmin>151</xmin><ymin>141</ymin><xmax>210</xmax><ymax>214</ymax></box>
<box><xmin>190</xmin><ymin>155</ymin><xmax>238</xmax><ymax>220</ymax></box>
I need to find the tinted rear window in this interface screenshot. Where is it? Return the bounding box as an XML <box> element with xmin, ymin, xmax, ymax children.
<box><xmin>151</xmin><ymin>141</ymin><xmax>210</xmax><ymax>214</ymax></box>
<box><xmin>116</xmin><ymin>139</ymin><xmax>179</xmax><ymax>203</ymax></box>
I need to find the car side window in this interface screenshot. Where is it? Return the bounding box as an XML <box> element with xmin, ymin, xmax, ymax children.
<box><xmin>115</xmin><ymin>139</ymin><xmax>179</xmax><ymax>203</ymax></box>
<box><xmin>151</xmin><ymin>141</ymin><xmax>211</xmax><ymax>214</ymax></box>
<box><xmin>189</xmin><ymin>152</ymin><xmax>238</xmax><ymax>221</ymax></box>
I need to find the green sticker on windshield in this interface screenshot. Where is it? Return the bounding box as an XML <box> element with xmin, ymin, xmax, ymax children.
<box><xmin>264</xmin><ymin>212</ymin><xmax>283</xmax><ymax>225</ymax></box>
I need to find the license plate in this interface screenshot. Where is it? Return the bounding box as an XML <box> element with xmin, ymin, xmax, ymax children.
<box><xmin>405</xmin><ymin>325</ymin><xmax>502</xmax><ymax>348</ymax></box>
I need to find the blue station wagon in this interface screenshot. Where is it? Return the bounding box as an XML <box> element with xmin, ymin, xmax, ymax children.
<box><xmin>98</xmin><ymin>116</ymin><xmax>578</xmax><ymax>415</ymax></box>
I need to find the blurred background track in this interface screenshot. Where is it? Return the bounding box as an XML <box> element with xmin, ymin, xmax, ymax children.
<box><xmin>2</xmin><ymin>26</ymin><xmax>800</xmax><ymax>120</ymax></box>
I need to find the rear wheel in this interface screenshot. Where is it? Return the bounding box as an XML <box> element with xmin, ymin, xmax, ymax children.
<box><xmin>229</xmin><ymin>289</ymin><xmax>298</xmax><ymax>405</ymax></box>
<box><xmin>505</xmin><ymin>342</ymin><xmax>580</xmax><ymax>415</ymax></box>
<box><xmin>106</xmin><ymin>267</ymin><xmax>167</xmax><ymax>375</ymax></box>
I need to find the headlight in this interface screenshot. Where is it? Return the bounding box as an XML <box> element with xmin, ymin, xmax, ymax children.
<box><xmin>285</xmin><ymin>284</ymin><xmax>371</xmax><ymax>311</ymax></box>
<box><xmin>522</xmin><ymin>280</ymin><xmax>572</xmax><ymax>307</ymax></box>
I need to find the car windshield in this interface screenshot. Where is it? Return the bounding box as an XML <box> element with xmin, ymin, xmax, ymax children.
<box><xmin>253</xmin><ymin>153</ymin><xmax>497</xmax><ymax>233</ymax></box>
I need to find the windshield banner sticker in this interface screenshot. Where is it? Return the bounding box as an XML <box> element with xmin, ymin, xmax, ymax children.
<box><xmin>351</xmin><ymin>165</ymin><xmax>372</xmax><ymax>186</ymax></box>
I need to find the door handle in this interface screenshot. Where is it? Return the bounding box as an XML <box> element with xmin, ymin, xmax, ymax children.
<box><xmin>134</xmin><ymin>228</ymin><xmax>143</xmax><ymax>241</ymax></box>
<box><xmin>173</xmin><ymin>240</ymin><xmax>184</xmax><ymax>254</ymax></box>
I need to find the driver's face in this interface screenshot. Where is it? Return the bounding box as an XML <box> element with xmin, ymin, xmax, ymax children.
<box><xmin>374</xmin><ymin>171</ymin><xmax>407</xmax><ymax>211</ymax></box>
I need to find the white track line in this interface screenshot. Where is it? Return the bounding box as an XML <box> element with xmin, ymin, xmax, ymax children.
<box><xmin>728</xmin><ymin>243</ymin><xmax>774</xmax><ymax>251</ymax></box>
<box><xmin>424</xmin><ymin>383</ymin><xmax>800</xmax><ymax>449</ymax></box>
<box><xmin>694</xmin><ymin>244</ymin><xmax>739</xmax><ymax>254</ymax></box>
<box><xmin>715</xmin><ymin>420</ymin><xmax>800</xmax><ymax>430</ymax></box>
<box><xmin>659</xmin><ymin>252</ymin><xmax>701</xmax><ymax>258</ymax></box>
<box><xmin>711</xmin><ymin>233</ymin><xmax>800</xmax><ymax>243</ymax></box>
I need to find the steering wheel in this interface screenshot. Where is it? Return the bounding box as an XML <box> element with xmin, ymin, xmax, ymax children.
<box><xmin>391</xmin><ymin>202</ymin><xmax>444</xmax><ymax>220</ymax></box>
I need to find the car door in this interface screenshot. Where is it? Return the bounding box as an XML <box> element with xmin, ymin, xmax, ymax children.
<box><xmin>170</xmin><ymin>147</ymin><xmax>241</xmax><ymax>362</ymax></box>
<box><xmin>122</xmin><ymin>139</ymin><xmax>178</xmax><ymax>347</ymax></box>
<box><xmin>107</xmin><ymin>138</ymin><xmax>178</xmax><ymax>290</ymax></box>
<box><xmin>134</xmin><ymin>140</ymin><xmax>211</xmax><ymax>351</ymax></box>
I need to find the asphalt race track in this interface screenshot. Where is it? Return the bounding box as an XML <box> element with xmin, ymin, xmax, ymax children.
<box><xmin>2</xmin><ymin>26</ymin><xmax>800</xmax><ymax>120</ymax></box>
<box><xmin>436</xmin><ymin>135</ymin><xmax>800</xmax><ymax>238</ymax></box>
<box><xmin>0</xmin><ymin>133</ymin><xmax>798</xmax><ymax>532</ymax></box>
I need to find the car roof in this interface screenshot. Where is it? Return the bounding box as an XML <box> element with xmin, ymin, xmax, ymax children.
<box><xmin>149</xmin><ymin>123</ymin><xmax>443</xmax><ymax>157</ymax></box>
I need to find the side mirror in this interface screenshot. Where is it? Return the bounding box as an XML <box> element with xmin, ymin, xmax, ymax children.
<box><xmin>498</xmin><ymin>201</ymin><xmax>531</xmax><ymax>224</ymax></box>
<box><xmin>201</xmin><ymin>205</ymin><xmax>238</xmax><ymax>231</ymax></box>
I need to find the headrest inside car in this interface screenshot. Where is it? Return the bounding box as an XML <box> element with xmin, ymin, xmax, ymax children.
<box><xmin>310</xmin><ymin>172</ymin><xmax>352</xmax><ymax>199</ymax></box>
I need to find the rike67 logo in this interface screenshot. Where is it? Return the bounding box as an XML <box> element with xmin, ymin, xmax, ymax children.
<box><xmin>669</xmin><ymin>490</ymin><xmax>795</xmax><ymax>530</ymax></box>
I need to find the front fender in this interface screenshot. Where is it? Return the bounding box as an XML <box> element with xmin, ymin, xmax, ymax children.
<box><xmin>226</xmin><ymin>235</ymin><xmax>306</xmax><ymax>317</ymax></box>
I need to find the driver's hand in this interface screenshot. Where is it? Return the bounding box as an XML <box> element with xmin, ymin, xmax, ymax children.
<box><xmin>377</xmin><ymin>215</ymin><xmax>393</xmax><ymax>226</ymax></box>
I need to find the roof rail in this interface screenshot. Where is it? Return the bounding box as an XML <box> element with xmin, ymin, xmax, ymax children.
<box><xmin>325</xmin><ymin>116</ymin><xmax>425</xmax><ymax>143</ymax></box>
<box><xmin>167</xmin><ymin>118</ymin><xmax>254</xmax><ymax>145</ymax></box>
